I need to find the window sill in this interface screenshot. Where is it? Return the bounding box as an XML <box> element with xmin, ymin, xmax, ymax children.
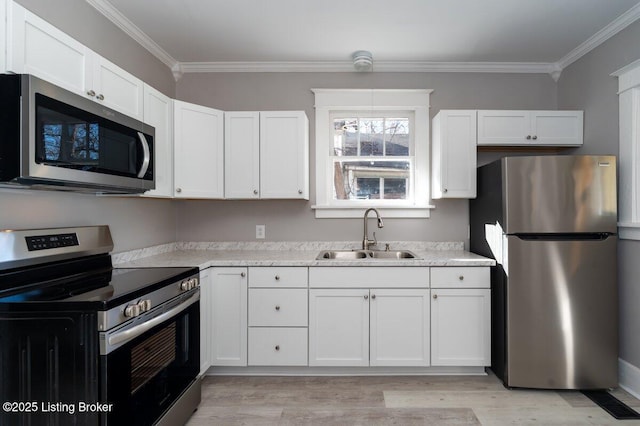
<box><xmin>618</xmin><ymin>222</ymin><xmax>640</xmax><ymax>240</ymax></box>
<box><xmin>312</xmin><ymin>205</ymin><xmax>435</xmax><ymax>219</ymax></box>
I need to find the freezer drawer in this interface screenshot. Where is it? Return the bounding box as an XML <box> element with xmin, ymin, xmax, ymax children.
<box><xmin>505</xmin><ymin>235</ymin><xmax>617</xmax><ymax>389</ymax></box>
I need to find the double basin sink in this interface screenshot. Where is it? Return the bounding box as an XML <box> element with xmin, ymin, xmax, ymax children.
<box><xmin>316</xmin><ymin>249</ymin><xmax>420</xmax><ymax>260</ymax></box>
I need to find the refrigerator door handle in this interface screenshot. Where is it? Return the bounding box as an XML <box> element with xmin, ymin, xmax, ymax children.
<box><xmin>512</xmin><ymin>233</ymin><xmax>613</xmax><ymax>241</ymax></box>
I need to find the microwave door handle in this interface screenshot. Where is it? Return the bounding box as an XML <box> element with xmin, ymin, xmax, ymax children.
<box><xmin>136</xmin><ymin>132</ymin><xmax>150</xmax><ymax>178</ymax></box>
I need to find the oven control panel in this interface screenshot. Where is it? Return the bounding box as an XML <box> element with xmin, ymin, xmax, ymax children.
<box><xmin>25</xmin><ymin>233</ymin><xmax>79</xmax><ymax>251</ymax></box>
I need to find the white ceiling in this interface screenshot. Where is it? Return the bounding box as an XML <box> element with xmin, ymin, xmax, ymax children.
<box><xmin>88</xmin><ymin>0</ymin><xmax>640</xmax><ymax>77</ymax></box>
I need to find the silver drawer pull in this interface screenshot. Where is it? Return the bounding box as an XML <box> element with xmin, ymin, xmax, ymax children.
<box><xmin>459</xmin><ymin>275</ymin><xmax>464</xmax><ymax>281</ymax></box>
<box><xmin>240</xmin><ymin>272</ymin><xmax>246</xmax><ymax>277</ymax></box>
<box><xmin>275</xmin><ymin>305</ymin><xmax>280</xmax><ymax>311</ymax></box>
<box><xmin>433</xmin><ymin>294</ymin><xmax>438</xmax><ymax>299</ymax></box>
<box><xmin>364</xmin><ymin>295</ymin><xmax>369</xmax><ymax>300</ymax></box>
<box><xmin>275</xmin><ymin>345</ymin><xmax>280</xmax><ymax>351</ymax></box>
<box><xmin>275</xmin><ymin>275</ymin><xmax>280</xmax><ymax>281</ymax></box>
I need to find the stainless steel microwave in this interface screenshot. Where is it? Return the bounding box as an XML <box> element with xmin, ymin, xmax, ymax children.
<box><xmin>0</xmin><ymin>74</ymin><xmax>154</xmax><ymax>193</ymax></box>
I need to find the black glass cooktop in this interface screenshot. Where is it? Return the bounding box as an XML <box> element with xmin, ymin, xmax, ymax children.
<box><xmin>0</xmin><ymin>255</ymin><xmax>197</xmax><ymax>310</ymax></box>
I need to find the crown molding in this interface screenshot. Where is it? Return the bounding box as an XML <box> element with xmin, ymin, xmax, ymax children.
<box><xmin>555</xmin><ymin>2</ymin><xmax>640</xmax><ymax>71</ymax></box>
<box><xmin>179</xmin><ymin>60</ymin><xmax>556</xmax><ymax>74</ymax></box>
<box><xmin>87</xmin><ymin>0</ymin><xmax>640</xmax><ymax>82</ymax></box>
<box><xmin>85</xmin><ymin>0</ymin><xmax>178</xmax><ymax>69</ymax></box>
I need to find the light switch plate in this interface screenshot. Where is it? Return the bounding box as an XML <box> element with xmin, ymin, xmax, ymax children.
<box><xmin>256</xmin><ymin>225</ymin><xmax>265</xmax><ymax>239</ymax></box>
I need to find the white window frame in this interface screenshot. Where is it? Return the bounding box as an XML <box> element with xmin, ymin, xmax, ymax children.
<box><xmin>613</xmin><ymin>59</ymin><xmax>640</xmax><ymax>240</ymax></box>
<box><xmin>311</xmin><ymin>89</ymin><xmax>434</xmax><ymax>218</ymax></box>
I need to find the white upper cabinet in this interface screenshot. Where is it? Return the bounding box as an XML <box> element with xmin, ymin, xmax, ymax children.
<box><xmin>7</xmin><ymin>2</ymin><xmax>92</xmax><ymax>95</ymax></box>
<box><xmin>91</xmin><ymin>56</ymin><xmax>144</xmax><ymax>121</ymax></box>
<box><xmin>143</xmin><ymin>84</ymin><xmax>173</xmax><ymax>198</ymax></box>
<box><xmin>432</xmin><ymin>110</ymin><xmax>477</xmax><ymax>199</ymax></box>
<box><xmin>225</xmin><ymin>112</ymin><xmax>260</xmax><ymax>198</ymax></box>
<box><xmin>174</xmin><ymin>100</ymin><xmax>224</xmax><ymax>199</ymax></box>
<box><xmin>477</xmin><ymin>110</ymin><xmax>583</xmax><ymax>146</ymax></box>
<box><xmin>7</xmin><ymin>2</ymin><xmax>143</xmax><ymax>120</ymax></box>
<box><xmin>260</xmin><ymin>111</ymin><xmax>309</xmax><ymax>199</ymax></box>
<box><xmin>225</xmin><ymin>111</ymin><xmax>309</xmax><ymax>199</ymax></box>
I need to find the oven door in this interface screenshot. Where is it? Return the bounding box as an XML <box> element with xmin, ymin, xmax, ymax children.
<box><xmin>99</xmin><ymin>290</ymin><xmax>200</xmax><ymax>426</ymax></box>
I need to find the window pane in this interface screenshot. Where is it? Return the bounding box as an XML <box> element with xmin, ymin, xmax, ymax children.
<box><xmin>384</xmin><ymin>118</ymin><xmax>409</xmax><ymax>156</ymax></box>
<box><xmin>333</xmin><ymin>118</ymin><xmax>358</xmax><ymax>156</ymax></box>
<box><xmin>359</xmin><ymin>118</ymin><xmax>384</xmax><ymax>156</ymax></box>
<box><xmin>384</xmin><ymin>178</ymin><xmax>407</xmax><ymax>200</ymax></box>
<box><xmin>333</xmin><ymin>160</ymin><xmax>410</xmax><ymax>200</ymax></box>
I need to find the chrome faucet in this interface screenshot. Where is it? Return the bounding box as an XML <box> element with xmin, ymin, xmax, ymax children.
<box><xmin>363</xmin><ymin>208</ymin><xmax>384</xmax><ymax>250</ymax></box>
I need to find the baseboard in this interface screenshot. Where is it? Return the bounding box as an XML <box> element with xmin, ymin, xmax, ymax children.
<box><xmin>619</xmin><ymin>358</ymin><xmax>640</xmax><ymax>399</ymax></box>
<box><xmin>205</xmin><ymin>366</ymin><xmax>488</xmax><ymax>376</ymax></box>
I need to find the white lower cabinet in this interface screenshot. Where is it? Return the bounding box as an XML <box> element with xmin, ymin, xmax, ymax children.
<box><xmin>308</xmin><ymin>287</ymin><xmax>430</xmax><ymax>367</ymax></box>
<box><xmin>210</xmin><ymin>267</ymin><xmax>247</xmax><ymax>366</ymax></box>
<box><xmin>247</xmin><ymin>267</ymin><xmax>309</xmax><ymax>367</ymax></box>
<box><xmin>199</xmin><ymin>268</ymin><xmax>212</xmax><ymax>375</ymax></box>
<box><xmin>430</xmin><ymin>267</ymin><xmax>491</xmax><ymax>366</ymax></box>
<box><xmin>370</xmin><ymin>289</ymin><xmax>430</xmax><ymax>367</ymax></box>
<box><xmin>309</xmin><ymin>289</ymin><xmax>370</xmax><ymax>367</ymax></box>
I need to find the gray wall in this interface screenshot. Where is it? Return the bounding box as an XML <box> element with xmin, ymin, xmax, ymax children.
<box><xmin>1</xmin><ymin>0</ymin><xmax>177</xmax><ymax>252</ymax></box>
<box><xmin>175</xmin><ymin>72</ymin><xmax>557</xmax><ymax>244</ymax></box>
<box><xmin>558</xmin><ymin>20</ymin><xmax>640</xmax><ymax>368</ymax></box>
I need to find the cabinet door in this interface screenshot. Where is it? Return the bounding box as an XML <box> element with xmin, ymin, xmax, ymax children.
<box><xmin>431</xmin><ymin>289</ymin><xmax>491</xmax><ymax>366</ymax></box>
<box><xmin>225</xmin><ymin>112</ymin><xmax>260</xmax><ymax>198</ymax></box>
<box><xmin>309</xmin><ymin>289</ymin><xmax>369</xmax><ymax>366</ymax></box>
<box><xmin>477</xmin><ymin>110</ymin><xmax>529</xmax><ymax>146</ymax></box>
<box><xmin>370</xmin><ymin>289</ymin><xmax>430</xmax><ymax>367</ymax></box>
<box><xmin>260</xmin><ymin>111</ymin><xmax>309</xmax><ymax>199</ymax></box>
<box><xmin>199</xmin><ymin>268</ymin><xmax>212</xmax><ymax>375</ymax></box>
<box><xmin>530</xmin><ymin>111</ymin><xmax>583</xmax><ymax>146</ymax></box>
<box><xmin>92</xmin><ymin>56</ymin><xmax>144</xmax><ymax>120</ymax></box>
<box><xmin>174</xmin><ymin>100</ymin><xmax>224</xmax><ymax>198</ymax></box>
<box><xmin>7</xmin><ymin>3</ymin><xmax>92</xmax><ymax>95</ymax></box>
<box><xmin>432</xmin><ymin>110</ymin><xmax>477</xmax><ymax>199</ymax></box>
<box><xmin>211</xmin><ymin>268</ymin><xmax>248</xmax><ymax>366</ymax></box>
<box><xmin>142</xmin><ymin>84</ymin><xmax>173</xmax><ymax>198</ymax></box>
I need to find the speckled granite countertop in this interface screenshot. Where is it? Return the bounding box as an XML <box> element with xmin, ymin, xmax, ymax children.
<box><xmin>113</xmin><ymin>241</ymin><xmax>495</xmax><ymax>269</ymax></box>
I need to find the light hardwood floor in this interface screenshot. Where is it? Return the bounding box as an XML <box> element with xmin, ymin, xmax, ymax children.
<box><xmin>186</xmin><ymin>372</ymin><xmax>640</xmax><ymax>425</ymax></box>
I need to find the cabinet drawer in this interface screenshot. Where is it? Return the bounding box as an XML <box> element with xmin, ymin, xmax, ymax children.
<box><xmin>249</xmin><ymin>267</ymin><xmax>308</xmax><ymax>288</ymax></box>
<box><xmin>248</xmin><ymin>327</ymin><xmax>308</xmax><ymax>366</ymax></box>
<box><xmin>430</xmin><ymin>267</ymin><xmax>490</xmax><ymax>288</ymax></box>
<box><xmin>249</xmin><ymin>288</ymin><xmax>308</xmax><ymax>326</ymax></box>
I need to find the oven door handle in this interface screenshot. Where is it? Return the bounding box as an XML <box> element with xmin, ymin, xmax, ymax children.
<box><xmin>108</xmin><ymin>292</ymin><xmax>199</xmax><ymax>348</ymax></box>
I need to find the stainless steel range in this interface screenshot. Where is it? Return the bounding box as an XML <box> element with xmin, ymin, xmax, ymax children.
<box><xmin>0</xmin><ymin>226</ymin><xmax>201</xmax><ymax>425</ymax></box>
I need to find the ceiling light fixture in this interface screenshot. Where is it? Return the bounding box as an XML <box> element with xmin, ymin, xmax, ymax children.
<box><xmin>352</xmin><ymin>50</ymin><xmax>373</xmax><ymax>72</ymax></box>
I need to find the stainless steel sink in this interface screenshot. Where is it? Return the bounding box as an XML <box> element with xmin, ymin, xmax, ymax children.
<box><xmin>316</xmin><ymin>249</ymin><xmax>419</xmax><ymax>260</ymax></box>
<box><xmin>369</xmin><ymin>250</ymin><xmax>417</xmax><ymax>259</ymax></box>
<box><xmin>317</xmin><ymin>250</ymin><xmax>369</xmax><ymax>260</ymax></box>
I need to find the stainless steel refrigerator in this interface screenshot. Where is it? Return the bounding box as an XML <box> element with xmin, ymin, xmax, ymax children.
<box><xmin>470</xmin><ymin>155</ymin><xmax>618</xmax><ymax>389</ymax></box>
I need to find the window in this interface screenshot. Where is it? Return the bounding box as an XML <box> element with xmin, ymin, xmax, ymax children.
<box><xmin>312</xmin><ymin>89</ymin><xmax>433</xmax><ymax>218</ymax></box>
<box><xmin>613</xmin><ymin>59</ymin><xmax>640</xmax><ymax>240</ymax></box>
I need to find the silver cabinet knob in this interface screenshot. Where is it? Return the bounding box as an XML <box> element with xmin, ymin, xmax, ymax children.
<box><xmin>526</xmin><ymin>135</ymin><xmax>532</xmax><ymax>140</ymax></box>
<box><xmin>459</xmin><ymin>275</ymin><xmax>464</xmax><ymax>281</ymax></box>
<box><xmin>433</xmin><ymin>294</ymin><xmax>438</xmax><ymax>299</ymax></box>
<box><xmin>364</xmin><ymin>295</ymin><xmax>369</xmax><ymax>300</ymax></box>
<box><xmin>240</xmin><ymin>272</ymin><xmax>246</xmax><ymax>277</ymax></box>
<box><xmin>87</xmin><ymin>90</ymin><xmax>96</xmax><ymax>97</ymax></box>
<box><xmin>443</xmin><ymin>189</ymin><xmax>448</xmax><ymax>193</ymax></box>
<box><xmin>298</xmin><ymin>189</ymin><xmax>303</xmax><ymax>194</ymax></box>
<box><xmin>275</xmin><ymin>345</ymin><xmax>280</xmax><ymax>351</ymax></box>
<box><xmin>176</xmin><ymin>188</ymin><xmax>182</xmax><ymax>193</ymax></box>
<box><xmin>253</xmin><ymin>189</ymin><xmax>258</xmax><ymax>195</ymax></box>
<box><xmin>275</xmin><ymin>275</ymin><xmax>280</xmax><ymax>281</ymax></box>
<box><xmin>371</xmin><ymin>294</ymin><xmax>376</xmax><ymax>300</ymax></box>
<box><xmin>96</xmin><ymin>94</ymin><xmax>104</xmax><ymax>101</ymax></box>
<box><xmin>532</xmin><ymin>135</ymin><xmax>538</xmax><ymax>140</ymax></box>
<box><xmin>275</xmin><ymin>305</ymin><xmax>280</xmax><ymax>311</ymax></box>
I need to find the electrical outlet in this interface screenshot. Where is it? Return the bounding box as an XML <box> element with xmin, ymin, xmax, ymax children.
<box><xmin>256</xmin><ymin>225</ymin><xmax>266</xmax><ymax>239</ymax></box>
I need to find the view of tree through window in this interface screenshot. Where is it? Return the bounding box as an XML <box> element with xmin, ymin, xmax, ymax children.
<box><xmin>332</xmin><ymin>116</ymin><xmax>411</xmax><ymax>200</ymax></box>
<box><xmin>43</xmin><ymin>123</ymin><xmax>100</xmax><ymax>163</ymax></box>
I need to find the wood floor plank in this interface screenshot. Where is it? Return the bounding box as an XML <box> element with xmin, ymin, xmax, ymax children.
<box><xmin>279</xmin><ymin>407</ymin><xmax>480</xmax><ymax>425</ymax></box>
<box><xmin>384</xmin><ymin>389</ymin><xmax>570</xmax><ymax>409</ymax></box>
<box><xmin>473</xmin><ymin>407</ymin><xmax>640</xmax><ymax>426</ymax></box>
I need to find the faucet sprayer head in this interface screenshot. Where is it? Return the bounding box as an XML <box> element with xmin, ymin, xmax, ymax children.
<box><xmin>377</xmin><ymin>217</ymin><xmax>384</xmax><ymax>228</ymax></box>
